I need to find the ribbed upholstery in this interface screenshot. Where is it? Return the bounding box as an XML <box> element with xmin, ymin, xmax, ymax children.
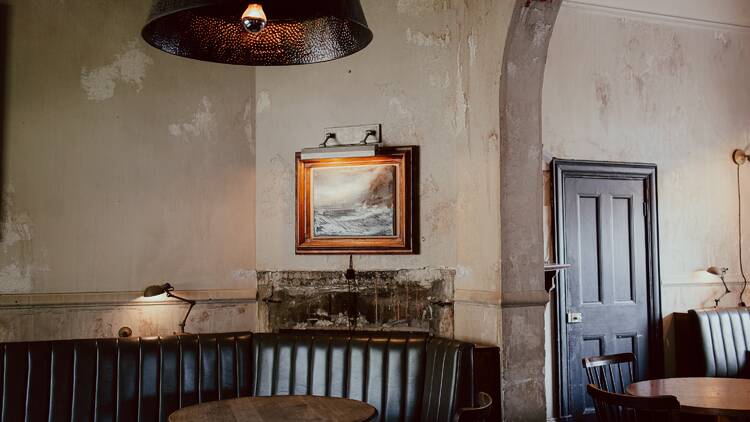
<box><xmin>250</xmin><ymin>333</ymin><xmax>474</xmax><ymax>422</ymax></box>
<box><xmin>690</xmin><ymin>307</ymin><xmax>750</xmax><ymax>378</ymax></box>
<box><xmin>0</xmin><ymin>331</ymin><xmax>475</xmax><ymax>422</ymax></box>
<box><xmin>421</xmin><ymin>337</ymin><xmax>474</xmax><ymax>422</ymax></box>
<box><xmin>0</xmin><ymin>333</ymin><xmax>253</xmax><ymax>422</ymax></box>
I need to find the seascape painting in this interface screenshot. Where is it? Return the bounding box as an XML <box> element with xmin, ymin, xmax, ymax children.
<box><xmin>311</xmin><ymin>164</ymin><xmax>397</xmax><ymax>237</ymax></box>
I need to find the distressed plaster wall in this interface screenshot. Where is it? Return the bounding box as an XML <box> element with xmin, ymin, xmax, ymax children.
<box><xmin>0</xmin><ymin>0</ymin><xmax>257</xmax><ymax>338</ymax></box>
<box><xmin>542</xmin><ymin>1</ymin><xmax>750</xmax><ymax>416</ymax></box>
<box><xmin>255</xmin><ymin>0</ymin><xmax>514</xmax><ymax>347</ymax></box>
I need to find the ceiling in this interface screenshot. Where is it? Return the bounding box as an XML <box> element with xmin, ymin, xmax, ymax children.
<box><xmin>566</xmin><ymin>0</ymin><xmax>750</xmax><ymax>28</ymax></box>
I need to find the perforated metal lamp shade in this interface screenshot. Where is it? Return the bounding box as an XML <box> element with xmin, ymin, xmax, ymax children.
<box><xmin>141</xmin><ymin>0</ymin><xmax>373</xmax><ymax>65</ymax></box>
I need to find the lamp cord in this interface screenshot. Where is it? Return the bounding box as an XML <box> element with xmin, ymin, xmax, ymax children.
<box><xmin>738</xmin><ymin>164</ymin><xmax>748</xmax><ymax>306</ymax></box>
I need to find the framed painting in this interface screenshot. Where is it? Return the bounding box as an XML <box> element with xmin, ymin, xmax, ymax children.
<box><xmin>295</xmin><ymin>146</ymin><xmax>418</xmax><ymax>254</ymax></box>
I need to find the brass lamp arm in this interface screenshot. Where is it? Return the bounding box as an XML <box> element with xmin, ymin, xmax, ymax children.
<box><xmin>166</xmin><ymin>291</ymin><xmax>196</xmax><ymax>334</ymax></box>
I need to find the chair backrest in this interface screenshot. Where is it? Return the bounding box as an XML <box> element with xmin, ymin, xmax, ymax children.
<box><xmin>583</xmin><ymin>353</ymin><xmax>636</xmax><ymax>394</ymax></box>
<box><xmin>586</xmin><ymin>384</ymin><xmax>680</xmax><ymax>422</ymax></box>
<box><xmin>689</xmin><ymin>307</ymin><xmax>750</xmax><ymax>377</ymax></box>
<box><xmin>453</xmin><ymin>391</ymin><xmax>492</xmax><ymax>422</ymax></box>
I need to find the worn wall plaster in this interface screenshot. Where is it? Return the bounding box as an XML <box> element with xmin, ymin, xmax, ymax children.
<box><xmin>254</xmin><ymin>2</ymin><xmax>514</xmax><ymax>360</ymax></box>
<box><xmin>0</xmin><ymin>298</ymin><xmax>257</xmax><ymax>342</ymax></box>
<box><xmin>405</xmin><ymin>28</ymin><xmax>451</xmax><ymax>48</ymax></box>
<box><xmin>80</xmin><ymin>40</ymin><xmax>153</xmax><ymax>102</ymax></box>
<box><xmin>0</xmin><ymin>184</ymin><xmax>46</xmax><ymax>293</ymax></box>
<box><xmin>168</xmin><ymin>96</ymin><xmax>218</xmax><ymax>142</ymax></box>
<box><xmin>1</xmin><ymin>0</ymin><xmax>256</xmax><ymax>340</ymax></box>
<box><xmin>396</xmin><ymin>0</ymin><xmax>449</xmax><ymax>16</ymax></box>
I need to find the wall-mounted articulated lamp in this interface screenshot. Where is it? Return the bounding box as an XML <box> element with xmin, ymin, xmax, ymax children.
<box><xmin>143</xmin><ymin>283</ymin><xmax>196</xmax><ymax>333</ymax></box>
<box><xmin>707</xmin><ymin>266</ymin><xmax>731</xmax><ymax>307</ymax></box>
<box><xmin>300</xmin><ymin>124</ymin><xmax>382</xmax><ymax>160</ymax></box>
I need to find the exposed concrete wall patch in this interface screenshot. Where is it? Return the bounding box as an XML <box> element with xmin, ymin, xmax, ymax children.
<box><xmin>257</xmin><ymin>269</ymin><xmax>455</xmax><ymax>337</ymax></box>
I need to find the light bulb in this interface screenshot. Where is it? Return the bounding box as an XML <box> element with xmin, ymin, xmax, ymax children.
<box><xmin>241</xmin><ymin>3</ymin><xmax>267</xmax><ymax>33</ymax></box>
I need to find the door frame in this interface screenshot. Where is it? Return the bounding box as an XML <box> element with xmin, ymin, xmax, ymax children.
<box><xmin>551</xmin><ymin>159</ymin><xmax>663</xmax><ymax>420</ymax></box>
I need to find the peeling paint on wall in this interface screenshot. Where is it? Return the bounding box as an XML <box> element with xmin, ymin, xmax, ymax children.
<box><xmin>232</xmin><ymin>269</ymin><xmax>257</xmax><ymax>283</ymax></box>
<box><xmin>454</xmin><ymin>52</ymin><xmax>468</xmax><ymax>135</ymax></box>
<box><xmin>406</xmin><ymin>28</ymin><xmax>451</xmax><ymax>48</ymax></box>
<box><xmin>0</xmin><ymin>184</ymin><xmax>46</xmax><ymax>293</ymax></box>
<box><xmin>258</xmin><ymin>154</ymin><xmax>293</xmax><ymax>219</ymax></box>
<box><xmin>243</xmin><ymin>95</ymin><xmax>255</xmax><ymax>152</ymax></box>
<box><xmin>468</xmin><ymin>33</ymin><xmax>478</xmax><ymax>65</ymax></box>
<box><xmin>256</xmin><ymin>91</ymin><xmax>271</xmax><ymax>114</ymax></box>
<box><xmin>80</xmin><ymin>40</ymin><xmax>153</xmax><ymax>101</ymax></box>
<box><xmin>167</xmin><ymin>96</ymin><xmax>217</xmax><ymax>142</ymax></box>
<box><xmin>396</xmin><ymin>0</ymin><xmax>448</xmax><ymax>16</ymax></box>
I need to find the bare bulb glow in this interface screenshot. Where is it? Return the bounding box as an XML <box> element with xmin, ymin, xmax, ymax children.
<box><xmin>241</xmin><ymin>3</ymin><xmax>267</xmax><ymax>33</ymax></box>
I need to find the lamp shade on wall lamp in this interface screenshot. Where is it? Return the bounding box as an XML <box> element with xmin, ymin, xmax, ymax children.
<box><xmin>141</xmin><ymin>0</ymin><xmax>373</xmax><ymax>66</ymax></box>
<box><xmin>143</xmin><ymin>283</ymin><xmax>171</xmax><ymax>297</ymax></box>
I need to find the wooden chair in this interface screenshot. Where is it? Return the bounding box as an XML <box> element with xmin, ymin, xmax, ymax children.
<box><xmin>454</xmin><ymin>392</ymin><xmax>492</xmax><ymax>422</ymax></box>
<box><xmin>586</xmin><ymin>384</ymin><xmax>681</xmax><ymax>422</ymax></box>
<box><xmin>583</xmin><ymin>352</ymin><xmax>637</xmax><ymax>394</ymax></box>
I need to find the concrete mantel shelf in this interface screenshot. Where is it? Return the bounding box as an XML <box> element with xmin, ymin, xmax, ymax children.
<box><xmin>544</xmin><ymin>263</ymin><xmax>572</xmax><ymax>272</ymax></box>
<box><xmin>544</xmin><ymin>263</ymin><xmax>571</xmax><ymax>293</ymax></box>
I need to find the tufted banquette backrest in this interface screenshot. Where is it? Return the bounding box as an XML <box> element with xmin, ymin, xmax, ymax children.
<box><xmin>689</xmin><ymin>307</ymin><xmax>750</xmax><ymax>378</ymax></box>
<box><xmin>0</xmin><ymin>332</ymin><xmax>474</xmax><ymax>422</ymax></box>
<box><xmin>0</xmin><ymin>333</ymin><xmax>253</xmax><ymax>422</ymax></box>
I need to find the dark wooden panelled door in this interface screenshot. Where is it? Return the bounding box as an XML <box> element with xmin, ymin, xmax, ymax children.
<box><xmin>552</xmin><ymin>160</ymin><xmax>662</xmax><ymax>421</ymax></box>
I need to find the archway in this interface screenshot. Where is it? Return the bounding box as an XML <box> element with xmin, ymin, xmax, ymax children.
<box><xmin>499</xmin><ymin>1</ymin><xmax>561</xmax><ymax>420</ymax></box>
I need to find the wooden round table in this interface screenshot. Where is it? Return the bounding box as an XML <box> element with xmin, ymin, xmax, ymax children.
<box><xmin>168</xmin><ymin>396</ymin><xmax>378</xmax><ymax>422</ymax></box>
<box><xmin>627</xmin><ymin>378</ymin><xmax>750</xmax><ymax>418</ymax></box>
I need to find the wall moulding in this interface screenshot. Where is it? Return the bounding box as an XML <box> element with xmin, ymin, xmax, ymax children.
<box><xmin>564</xmin><ymin>0</ymin><xmax>750</xmax><ymax>32</ymax></box>
<box><xmin>0</xmin><ymin>289</ymin><xmax>257</xmax><ymax>310</ymax></box>
<box><xmin>0</xmin><ymin>289</ymin><xmax>258</xmax><ymax>342</ymax></box>
<box><xmin>500</xmin><ymin>290</ymin><xmax>551</xmax><ymax>308</ymax></box>
<box><xmin>454</xmin><ymin>289</ymin><xmax>501</xmax><ymax>307</ymax></box>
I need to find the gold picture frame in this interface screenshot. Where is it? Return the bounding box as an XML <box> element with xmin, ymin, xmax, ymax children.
<box><xmin>295</xmin><ymin>146</ymin><xmax>418</xmax><ymax>254</ymax></box>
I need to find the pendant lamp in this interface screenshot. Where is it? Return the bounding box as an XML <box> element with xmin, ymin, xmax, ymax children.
<box><xmin>141</xmin><ymin>1</ymin><xmax>373</xmax><ymax>66</ymax></box>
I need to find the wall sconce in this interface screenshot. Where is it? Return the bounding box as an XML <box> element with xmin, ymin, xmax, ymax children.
<box><xmin>300</xmin><ymin>124</ymin><xmax>382</xmax><ymax>160</ymax></box>
<box><xmin>707</xmin><ymin>266</ymin><xmax>730</xmax><ymax>307</ymax></box>
<box><xmin>733</xmin><ymin>149</ymin><xmax>748</xmax><ymax>165</ymax></box>
<box><xmin>143</xmin><ymin>282</ymin><xmax>196</xmax><ymax>333</ymax></box>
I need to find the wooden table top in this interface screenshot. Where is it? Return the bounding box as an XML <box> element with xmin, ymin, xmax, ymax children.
<box><xmin>627</xmin><ymin>377</ymin><xmax>750</xmax><ymax>417</ymax></box>
<box><xmin>168</xmin><ymin>396</ymin><xmax>378</xmax><ymax>422</ymax></box>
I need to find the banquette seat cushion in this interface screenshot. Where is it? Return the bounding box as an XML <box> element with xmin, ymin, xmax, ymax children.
<box><xmin>689</xmin><ymin>307</ymin><xmax>750</xmax><ymax>378</ymax></box>
<box><xmin>0</xmin><ymin>331</ymin><xmax>475</xmax><ymax>422</ymax></box>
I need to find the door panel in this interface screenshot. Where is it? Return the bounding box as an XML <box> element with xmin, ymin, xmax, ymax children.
<box><xmin>563</xmin><ymin>177</ymin><xmax>649</xmax><ymax>420</ymax></box>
